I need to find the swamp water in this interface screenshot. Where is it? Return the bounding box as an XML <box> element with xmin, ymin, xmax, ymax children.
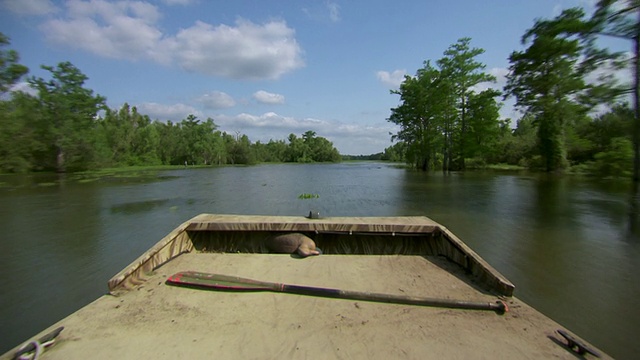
<box><xmin>0</xmin><ymin>162</ymin><xmax>638</xmax><ymax>359</ymax></box>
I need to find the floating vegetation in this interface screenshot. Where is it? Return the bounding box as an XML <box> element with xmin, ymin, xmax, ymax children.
<box><xmin>37</xmin><ymin>182</ymin><xmax>57</xmax><ymax>187</ymax></box>
<box><xmin>298</xmin><ymin>193</ymin><xmax>320</xmax><ymax>199</ymax></box>
<box><xmin>77</xmin><ymin>178</ymin><xmax>99</xmax><ymax>183</ymax></box>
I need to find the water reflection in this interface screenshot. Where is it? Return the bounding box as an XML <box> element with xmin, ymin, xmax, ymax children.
<box><xmin>0</xmin><ymin>182</ymin><xmax>103</xmax><ymax>351</ymax></box>
<box><xmin>110</xmin><ymin>199</ymin><xmax>170</xmax><ymax>214</ymax></box>
<box><xmin>627</xmin><ymin>183</ymin><xmax>640</xmax><ymax>241</ymax></box>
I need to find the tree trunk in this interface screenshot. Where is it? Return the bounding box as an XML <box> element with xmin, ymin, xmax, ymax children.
<box><xmin>56</xmin><ymin>146</ymin><xmax>65</xmax><ymax>173</ymax></box>
<box><xmin>459</xmin><ymin>95</ymin><xmax>466</xmax><ymax>171</ymax></box>
<box><xmin>442</xmin><ymin>137</ymin><xmax>448</xmax><ymax>172</ymax></box>
<box><xmin>633</xmin><ymin>17</ymin><xmax>640</xmax><ymax>184</ymax></box>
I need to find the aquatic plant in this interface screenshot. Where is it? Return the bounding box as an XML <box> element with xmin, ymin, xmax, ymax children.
<box><xmin>298</xmin><ymin>193</ymin><xmax>320</xmax><ymax>199</ymax></box>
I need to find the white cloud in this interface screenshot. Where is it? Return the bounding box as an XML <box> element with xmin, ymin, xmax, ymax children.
<box><xmin>552</xmin><ymin>0</ymin><xmax>597</xmax><ymax>16</ymax></box>
<box><xmin>253</xmin><ymin>90</ymin><xmax>285</xmax><ymax>104</ymax></box>
<box><xmin>39</xmin><ymin>2</ymin><xmax>304</xmax><ymax>80</ymax></box>
<box><xmin>41</xmin><ymin>0</ymin><xmax>169</xmax><ymax>63</ymax></box>
<box><xmin>327</xmin><ymin>2</ymin><xmax>340</xmax><ymax>22</ymax></box>
<box><xmin>472</xmin><ymin>67</ymin><xmax>508</xmax><ymax>93</ymax></box>
<box><xmin>302</xmin><ymin>2</ymin><xmax>341</xmax><ymax>23</ymax></box>
<box><xmin>1</xmin><ymin>0</ymin><xmax>57</xmax><ymax>16</ymax></box>
<box><xmin>213</xmin><ymin>111</ymin><xmax>396</xmax><ymax>154</ymax></box>
<box><xmin>172</xmin><ymin>19</ymin><xmax>304</xmax><ymax>79</ymax></box>
<box><xmin>136</xmin><ymin>102</ymin><xmax>201</xmax><ymax>121</ymax></box>
<box><xmin>489</xmin><ymin>67</ymin><xmax>509</xmax><ymax>83</ymax></box>
<box><xmin>217</xmin><ymin>112</ymin><xmax>320</xmax><ymax>131</ymax></box>
<box><xmin>9</xmin><ymin>82</ymin><xmax>38</xmax><ymax>96</ymax></box>
<box><xmin>67</xmin><ymin>0</ymin><xmax>161</xmax><ymax>24</ymax></box>
<box><xmin>161</xmin><ymin>0</ymin><xmax>196</xmax><ymax>5</ymax></box>
<box><xmin>198</xmin><ymin>91</ymin><xmax>236</xmax><ymax>109</ymax></box>
<box><xmin>376</xmin><ymin>69</ymin><xmax>406</xmax><ymax>89</ymax></box>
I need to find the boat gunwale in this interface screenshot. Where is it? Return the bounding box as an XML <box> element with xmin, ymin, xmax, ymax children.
<box><xmin>107</xmin><ymin>214</ymin><xmax>515</xmax><ymax>296</ymax></box>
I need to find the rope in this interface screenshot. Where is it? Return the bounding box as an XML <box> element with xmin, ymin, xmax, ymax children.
<box><xmin>15</xmin><ymin>337</ymin><xmax>57</xmax><ymax>360</ymax></box>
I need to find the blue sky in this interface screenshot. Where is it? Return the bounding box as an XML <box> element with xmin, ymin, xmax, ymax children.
<box><xmin>0</xmin><ymin>0</ymin><xmax>615</xmax><ymax>155</ymax></box>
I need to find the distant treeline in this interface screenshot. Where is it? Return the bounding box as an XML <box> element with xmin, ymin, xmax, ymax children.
<box><xmin>342</xmin><ymin>153</ymin><xmax>386</xmax><ymax>161</ymax></box>
<box><xmin>0</xmin><ymin>33</ymin><xmax>340</xmax><ymax>173</ymax></box>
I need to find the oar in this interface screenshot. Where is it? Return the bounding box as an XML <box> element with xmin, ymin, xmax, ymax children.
<box><xmin>166</xmin><ymin>271</ymin><xmax>508</xmax><ymax>314</ymax></box>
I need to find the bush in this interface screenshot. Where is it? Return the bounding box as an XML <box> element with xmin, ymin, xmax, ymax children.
<box><xmin>465</xmin><ymin>157</ymin><xmax>487</xmax><ymax>169</ymax></box>
<box><xmin>591</xmin><ymin>137</ymin><xmax>632</xmax><ymax>177</ymax></box>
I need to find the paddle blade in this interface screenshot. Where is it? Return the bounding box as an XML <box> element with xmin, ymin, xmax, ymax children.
<box><xmin>166</xmin><ymin>271</ymin><xmax>281</xmax><ymax>291</ymax></box>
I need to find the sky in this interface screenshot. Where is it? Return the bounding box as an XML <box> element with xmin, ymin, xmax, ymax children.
<box><xmin>0</xmin><ymin>0</ymin><xmax>621</xmax><ymax>155</ymax></box>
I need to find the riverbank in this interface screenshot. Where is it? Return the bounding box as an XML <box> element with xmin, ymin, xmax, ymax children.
<box><xmin>0</xmin><ymin>165</ymin><xmax>199</xmax><ymax>189</ymax></box>
<box><xmin>2</xmin><ymin>160</ymin><xmax>632</xmax><ymax>190</ymax></box>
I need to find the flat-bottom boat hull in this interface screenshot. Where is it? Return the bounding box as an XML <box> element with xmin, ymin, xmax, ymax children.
<box><xmin>1</xmin><ymin>215</ymin><xmax>609</xmax><ymax>359</ymax></box>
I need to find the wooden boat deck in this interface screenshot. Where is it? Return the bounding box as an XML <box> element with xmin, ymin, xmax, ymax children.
<box><xmin>3</xmin><ymin>253</ymin><xmax>609</xmax><ymax>359</ymax></box>
<box><xmin>1</xmin><ymin>215</ymin><xmax>610</xmax><ymax>359</ymax></box>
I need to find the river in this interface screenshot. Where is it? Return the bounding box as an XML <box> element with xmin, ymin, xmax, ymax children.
<box><xmin>0</xmin><ymin>162</ymin><xmax>638</xmax><ymax>359</ymax></box>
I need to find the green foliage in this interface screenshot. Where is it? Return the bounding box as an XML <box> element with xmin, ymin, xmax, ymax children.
<box><xmin>0</xmin><ymin>39</ymin><xmax>342</xmax><ymax>173</ymax></box>
<box><xmin>464</xmin><ymin>157</ymin><xmax>487</xmax><ymax>169</ymax></box>
<box><xmin>465</xmin><ymin>89</ymin><xmax>502</xmax><ymax>161</ymax></box>
<box><xmin>591</xmin><ymin>137</ymin><xmax>633</xmax><ymax>177</ymax></box>
<box><xmin>342</xmin><ymin>153</ymin><xmax>385</xmax><ymax>160</ymax></box>
<box><xmin>505</xmin><ymin>7</ymin><xmax>627</xmax><ymax>173</ymax></box>
<box><xmin>438</xmin><ymin>37</ymin><xmax>499</xmax><ymax>170</ymax></box>
<box><xmin>383</xmin><ymin>142</ymin><xmax>407</xmax><ymax>162</ymax></box>
<box><xmin>0</xmin><ymin>93</ymin><xmax>44</xmax><ymax>172</ymax></box>
<box><xmin>283</xmin><ymin>132</ymin><xmax>340</xmax><ymax>163</ymax></box>
<box><xmin>28</xmin><ymin>62</ymin><xmax>107</xmax><ymax>172</ymax></box>
<box><xmin>0</xmin><ymin>34</ymin><xmax>34</xmax><ymax>173</ymax></box>
<box><xmin>298</xmin><ymin>193</ymin><xmax>320</xmax><ymax>199</ymax></box>
<box><xmin>0</xmin><ymin>58</ymin><xmax>341</xmax><ymax>172</ymax></box>
<box><xmin>505</xmin><ymin>9</ymin><xmax>586</xmax><ymax>172</ymax></box>
<box><xmin>0</xmin><ymin>33</ymin><xmax>29</xmax><ymax>95</ymax></box>
<box><xmin>388</xmin><ymin>38</ymin><xmax>502</xmax><ymax>171</ymax></box>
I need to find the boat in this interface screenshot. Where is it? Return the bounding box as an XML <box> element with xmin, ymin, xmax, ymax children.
<box><xmin>2</xmin><ymin>214</ymin><xmax>609</xmax><ymax>359</ymax></box>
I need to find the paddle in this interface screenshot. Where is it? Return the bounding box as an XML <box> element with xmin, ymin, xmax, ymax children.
<box><xmin>166</xmin><ymin>271</ymin><xmax>508</xmax><ymax>314</ymax></box>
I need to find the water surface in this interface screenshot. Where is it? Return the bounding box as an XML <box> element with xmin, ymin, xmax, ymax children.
<box><xmin>0</xmin><ymin>163</ymin><xmax>638</xmax><ymax>359</ymax></box>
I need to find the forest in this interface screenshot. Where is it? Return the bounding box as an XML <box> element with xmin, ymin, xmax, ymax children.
<box><xmin>0</xmin><ymin>1</ymin><xmax>638</xmax><ymax>177</ymax></box>
<box><xmin>0</xmin><ymin>36</ymin><xmax>340</xmax><ymax>173</ymax></box>
<box><xmin>385</xmin><ymin>2</ymin><xmax>638</xmax><ymax>178</ymax></box>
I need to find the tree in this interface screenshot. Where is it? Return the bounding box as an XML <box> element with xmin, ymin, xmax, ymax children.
<box><xmin>504</xmin><ymin>9</ymin><xmax>600</xmax><ymax>172</ymax></box>
<box><xmin>388</xmin><ymin>39</ymin><xmax>501</xmax><ymax>171</ymax></box>
<box><xmin>0</xmin><ymin>33</ymin><xmax>32</xmax><ymax>172</ymax></box>
<box><xmin>0</xmin><ymin>33</ymin><xmax>28</xmax><ymax>95</ymax></box>
<box><xmin>437</xmin><ymin>38</ymin><xmax>497</xmax><ymax>170</ymax></box>
<box><xmin>285</xmin><ymin>133</ymin><xmax>308</xmax><ymax>162</ymax></box>
<box><xmin>389</xmin><ymin>64</ymin><xmax>447</xmax><ymax>171</ymax></box>
<box><xmin>131</xmin><ymin>112</ymin><xmax>161</xmax><ymax>165</ymax></box>
<box><xmin>156</xmin><ymin>120</ymin><xmax>182</xmax><ymax>165</ymax></box>
<box><xmin>99</xmin><ymin>103</ymin><xmax>137</xmax><ymax>165</ymax></box>
<box><xmin>263</xmin><ymin>139</ymin><xmax>288</xmax><ymax>162</ymax></box>
<box><xmin>382</xmin><ymin>142</ymin><xmax>406</xmax><ymax>162</ymax></box>
<box><xmin>464</xmin><ymin>89</ymin><xmax>502</xmax><ymax>163</ymax></box>
<box><xmin>0</xmin><ymin>93</ymin><xmax>44</xmax><ymax>172</ymax></box>
<box><xmin>28</xmin><ymin>62</ymin><xmax>106</xmax><ymax>172</ymax></box>
<box><xmin>302</xmin><ymin>130</ymin><xmax>317</xmax><ymax>143</ymax></box>
<box><xmin>589</xmin><ymin>1</ymin><xmax>640</xmax><ymax>181</ymax></box>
